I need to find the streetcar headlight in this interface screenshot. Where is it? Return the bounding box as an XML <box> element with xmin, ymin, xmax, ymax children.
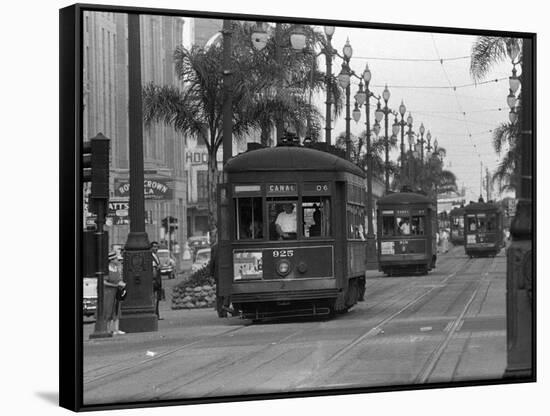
<box><xmin>276</xmin><ymin>259</ymin><xmax>291</xmax><ymax>277</ymax></box>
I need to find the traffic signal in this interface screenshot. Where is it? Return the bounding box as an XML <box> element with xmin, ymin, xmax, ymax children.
<box><xmin>82</xmin><ymin>133</ymin><xmax>110</xmax><ymax>203</ymax></box>
<box><xmin>162</xmin><ymin>216</ymin><xmax>178</xmax><ymax>233</ymax></box>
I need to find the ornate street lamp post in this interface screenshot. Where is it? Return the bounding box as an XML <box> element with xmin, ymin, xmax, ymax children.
<box><xmin>398</xmin><ymin>100</ymin><xmax>407</xmax><ymax>170</ymax></box>
<box><xmin>351</xmin><ymin>64</ymin><xmax>378</xmax><ymax>267</ymax></box>
<box><xmin>505</xmin><ymin>37</ymin><xmax>533</xmax><ymax>379</ymax></box>
<box><xmin>382</xmin><ymin>85</ymin><xmax>391</xmax><ymax>192</ymax></box>
<box><xmin>336</xmin><ymin>38</ymin><xmax>354</xmax><ymax>159</ymax></box>
<box><xmin>120</xmin><ymin>14</ymin><xmax>158</xmax><ymax>333</ymax></box>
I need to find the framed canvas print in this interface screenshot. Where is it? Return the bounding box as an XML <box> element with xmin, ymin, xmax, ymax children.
<box><xmin>59</xmin><ymin>2</ymin><xmax>536</xmax><ymax>412</ymax></box>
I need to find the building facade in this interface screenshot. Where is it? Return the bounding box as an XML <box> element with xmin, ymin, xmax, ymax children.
<box><xmin>83</xmin><ymin>12</ymin><xmax>188</xmax><ymax>253</ymax></box>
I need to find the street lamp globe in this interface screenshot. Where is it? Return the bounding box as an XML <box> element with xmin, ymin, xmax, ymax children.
<box><xmin>426</xmin><ymin>130</ymin><xmax>432</xmax><ymax>142</ymax></box>
<box><xmin>434</xmin><ymin>139</ymin><xmax>438</xmax><ymax>150</ymax></box>
<box><xmin>392</xmin><ymin>116</ymin><xmax>400</xmax><ymax>136</ymax></box>
<box><xmin>507</xmin><ymin>90</ymin><xmax>518</xmax><ymax>110</ymax></box>
<box><xmin>509</xmin><ymin>73</ymin><xmax>521</xmax><ymax>94</ymax></box>
<box><xmin>419</xmin><ymin>123</ymin><xmax>425</xmax><ymax>135</ymax></box>
<box><xmin>290</xmin><ymin>25</ymin><xmax>307</xmax><ymax>50</ymax></box>
<box><xmin>343</xmin><ymin>38</ymin><xmax>353</xmax><ymax>59</ymax></box>
<box><xmin>355</xmin><ymin>82</ymin><xmax>366</xmax><ymax>106</ymax></box>
<box><xmin>382</xmin><ymin>84</ymin><xmax>390</xmax><ymax>102</ymax></box>
<box><xmin>362</xmin><ymin>64</ymin><xmax>372</xmax><ymax>83</ymax></box>
<box><xmin>509</xmin><ymin>110</ymin><xmax>518</xmax><ymax>123</ymax></box>
<box><xmin>373</xmin><ymin>121</ymin><xmax>381</xmax><ymax>137</ymax></box>
<box><xmin>399</xmin><ymin>100</ymin><xmax>406</xmax><ymax>117</ymax></box>
<box><xmin>375</xmin><ymin>102</ymin><xmax>384</xmax><ymax>122</ymax></box>
<box><xmin>352</xmin><ymin>102</ymin><xmax>362</xmax><ymax>123</ymax></box>
<box><xmin>408</xmin><ymin>133</ymin><xmax>415</xmax><ymax>147</ymax></box>
<box><xmin>324</xmin><ymin>26</ymin><xmax>335</xmax><ymax>37</ymax></box>
<box><xmin>251</xmin><ymin>22</ymin><xmax>269</xmax><ymax>51</ymax></box>
<box><xmin>337</xmin><ymin>65</ymin><xmax>351</xmax><ymax>89</ymax></box>
<box><xmin>407</xmin><ymin>112</ymin><xmax>413</xmax><ymax>127</ymax></box>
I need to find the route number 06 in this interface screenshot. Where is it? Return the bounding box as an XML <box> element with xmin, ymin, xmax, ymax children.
<box><xmin>316</xmin><ymin>184</ymin><xmax>328</xmax><ymax>191</ymax></box>
<box><xmin>273</xmin><ymin>250</ymin><xmax>294</xmax><ymax>258</ymax></box>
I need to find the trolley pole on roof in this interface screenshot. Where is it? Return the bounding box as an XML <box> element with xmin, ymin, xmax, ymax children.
<box><xmin>504</xmin><ymin>36</ymin><xmax>533</xmax><ymax>379</ymax></box>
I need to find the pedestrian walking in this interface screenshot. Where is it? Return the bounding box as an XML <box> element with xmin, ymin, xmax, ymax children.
<box><xmin>103</xmin><ymin>251</ymin><xmax>126</xmax><ymax>335</ymax></box>
<box><xmin>151</xmin><ymin>241</ymin><xmax>163</xmax><ymax>320</ymax></box>
<box><xmin>441</xmin><ymin>229</ymin><xmax>450</xmax><ymax>254</ymax></box>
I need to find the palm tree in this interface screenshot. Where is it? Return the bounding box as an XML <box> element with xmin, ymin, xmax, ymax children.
<box><xmin>335</xmin><ymin>131</ymin><xmax>398</xmax><ymax>182</ymax></box>
<box><xmin>470</xmin><ymin>37</ymin><xmax>522</xmax><ymax>82</ymax></box>
<box><xmin>143</xmin><ymin>43</ymin><xmax>258</xmax><ymax>231</ymax></box>
<box><xmin>490</xmin><ymin>121</ymin><xmax>520</xmax><ymax>192</ymax></box>
<box><xmin>470</xmin><ymin>36</ymin><xmax>522</xmax><ymax>192</ymax></box>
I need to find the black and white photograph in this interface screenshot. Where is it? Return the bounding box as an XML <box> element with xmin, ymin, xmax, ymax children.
<box><xmin>6</xmin><ymin>0</ymin><xmax>546</xmax><ymax>415</ymax></box>
<box><xmin>58</xmin><ymin>1</ymin><xmax>538</xmax><ymax>410</ymax></box>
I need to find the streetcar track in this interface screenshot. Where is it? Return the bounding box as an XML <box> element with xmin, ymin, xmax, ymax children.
<box><xmin>414</xmin><ymin>256</ymin><xmax>497</xmax><ymax>384</ymax></box>
<box><xmin>287</xmin><ymin>258</ymin><xmax>476</xmax><ymax>390</ymax></box>
<box><xmin>153</xmin><ymin>326</ymin><xmax>318</xmax><ymax>400</ymax></box>
<box><xmin>84</xmin><ymin>324</ymin><xmax>250</xmax><ymax>386</ymax></box>
<box><xmin>85</xmin><ymin>254</ymin><xmax>492</xmax><ymax>399</ymax></box>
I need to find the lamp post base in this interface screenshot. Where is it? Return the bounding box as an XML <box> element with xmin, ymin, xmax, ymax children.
<box><xmin>366</xmin><ymin>235</ymin><xmax>378</xmax><ymax>270</ymax></box>
<box><xmin>89</xmin><ymin>331</ymin><xmax>113</xmax><ymax>339</ymax></box>
<box><xmin>120</xmin><ymin>232</ymin><xmax>158</xmax><ymax>333</ymax></box>
<box><xmin>120</xmin><ymin>309</ymin><xmax>158</xmax><ymax>333</ymax></box>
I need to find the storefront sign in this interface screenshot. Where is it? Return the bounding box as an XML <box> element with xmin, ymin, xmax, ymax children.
<box><xmin>114</xmin><ymin>179</ymin><xmax>173</xmax><ymax>200</ymax></box>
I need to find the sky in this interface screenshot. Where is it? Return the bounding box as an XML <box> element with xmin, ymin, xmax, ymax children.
<box><xmin>324</xmin><ymin>26</ymin><xmax>514</xmax><ymax>202</ymax></box>
<box><xmin>182</xmin><ymin>19</ymin><xmax>516</xmax><ymax>202</ymax></box>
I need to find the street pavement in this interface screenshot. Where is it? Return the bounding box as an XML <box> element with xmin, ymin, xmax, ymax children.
<box><xmin>82</xmin><ymin>244</ymin><xmax>507</xmax><ymax>406</ymax></box>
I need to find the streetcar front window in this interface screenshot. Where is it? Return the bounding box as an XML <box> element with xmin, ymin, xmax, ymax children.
<box><xmin>486</xmin><ymin>214</ymin><xmax>496</xmax><ymax>231</ymax></box>
<box><xmin>235</xmin><ymin>197</ymin><xmax>263</xmax><ymax>240</ymax></box>
<box><xmin>411</xmin><ymin>215</ymin><xmax>425</xmax><ymax>235</ymax></box>
<box><xmin>467</xmin><ymin>215</ymin><xmax>477</xmax><ymax>231</ymax></box>
<box><xmin>382</xmin><ymin>214</ymin><xmax>396</xmax><ymax>236</ymax></box>
<box><xmin>268</xmin><ymin>198</ymin><xmax>298</xmax><ymax>241</ymax></box>
<box><xmin>302</xmin><ymin>197</ymin><xmax>331</xmax><ymax>238</ymax></box>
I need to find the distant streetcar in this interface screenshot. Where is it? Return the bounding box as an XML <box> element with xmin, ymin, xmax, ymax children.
<box><xmin>463</xmin><ymin>199</ymin><xmax>504</xmax><ymax>257</ymax></box>
<box><xmin>216</xmin><ymin>142</ymin><xmax>367</xmax><ymax>320</ymax></box>
<box><xmin>376</xmin><ymin>191</ymin><xmax>438</xmax><ymax>276</ymax></box>
<box><xmin>449</xmin><ymin>206</ymin><xmax>465</xmax><ymax>245</ymax></box>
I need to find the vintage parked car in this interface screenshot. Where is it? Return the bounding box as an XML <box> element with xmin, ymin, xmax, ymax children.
<box><xmin>187</xmin><ymin>235</ymin><xmax>210</xmax><ymax>257</ymax></box>
<box><xmin>191</xmin><ymin>247</ymin><xmax>211</xmax><ymax>272</ymax></box>
<box><xmin>157</xmin><ymin>248</ymin><xmax>177</xmax><ymax>279</ymax></box>
<box><xmin>83</xmin><ymin>277</ymin><xmax>97</xmax><ymax>317</ymax></box>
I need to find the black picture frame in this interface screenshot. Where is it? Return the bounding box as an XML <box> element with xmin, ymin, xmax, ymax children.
<box><xmin>60</xmin><ymin>2</ymin><xmax>536</xmax><ymax>412</ymax></box>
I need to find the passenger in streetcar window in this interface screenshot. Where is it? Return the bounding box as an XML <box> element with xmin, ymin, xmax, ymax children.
<box><xmin>275</xmin><ymin>203</ymin><xmax>297</xmax><ymax>240</ymax></box>
<box><xmin>309</xmin><ymin>205</ymin><xmax>322</xmax><ymax>237</ymax></box>
<box><xmin>250</xmin><ymin>219</ymin><xmax>263</xmax><ymax>239</ymax></box>
<box><xmin>399</xmin><ymin>218</ymin><xmax>411</xmax><ymax>235</ymax></box>
<box><xmin>269</xmin><ymin>205</ymin><xmax>280</xmax><ymax>240</ymax></box>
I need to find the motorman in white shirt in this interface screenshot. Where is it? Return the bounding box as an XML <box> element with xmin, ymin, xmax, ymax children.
<box><xmin>275</xmin><ymin>203</ymin><xmax>297</xmax><ymax>240</ymax></box>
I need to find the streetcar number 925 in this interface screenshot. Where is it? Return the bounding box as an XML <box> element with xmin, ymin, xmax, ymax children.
<box><xmin>272</xmin><ymin>250</ymin><xmax>294</xmax><ymax>258</ymax></box>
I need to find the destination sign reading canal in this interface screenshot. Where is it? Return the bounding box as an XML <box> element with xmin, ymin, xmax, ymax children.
<box><xmin>266</xmin><ymin>183</ymin><xmax>297</xmax><ymax>195</ymax></box>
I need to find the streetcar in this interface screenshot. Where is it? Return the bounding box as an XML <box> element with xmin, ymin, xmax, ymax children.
<box><xmin>216</xmin><ymin>141</ymin><xmax>367</xmax><ymax>320</ymax></box>
<box><xmin>463</xmin><ymin>199</ymin><xmax>504</xmax><ymax>257</ymax></box>
<box><xmin>449</xmin><ymin>206</ymin><xmax>465</xmax><ymax>245</ymax></box>
<box><xmin>376</xmin><ymin>191</ymin><xmax>437</xmax><ymax>275</ymax></box>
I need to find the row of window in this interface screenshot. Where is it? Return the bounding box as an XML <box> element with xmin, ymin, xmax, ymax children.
<box><xmin>235</xmin><ymin>196</ymin><xmax>334</xmax><ymax>241</ymax></box>
<box><xmin>381</xmin><ymin>214</ymin><xmax>426</xmax><ymax>236</ymax></box>
<box><xmin>466</xmin><ymin>214</ymin><xmax>498</xmax><ymax>232</ymax></box>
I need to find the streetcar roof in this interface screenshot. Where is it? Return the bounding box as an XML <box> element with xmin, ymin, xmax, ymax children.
<box><xmin>377</xmin><ymin>191</ymin><xmax>433</xmax><ymax>206</ymax></box>
<box><xmin>224</xmin><ymin>146</ymin><xmax>365</xmax><ymax>177</ymax></box>
<box><xmin>450</xmin><ymin>207</ymin><xmax>465</xmax><ymax>215</ymax></box>
<box><xmin>464</xmin><ymin>201</ymin><xmax>502</xmax><ymax>212</ymax></box>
